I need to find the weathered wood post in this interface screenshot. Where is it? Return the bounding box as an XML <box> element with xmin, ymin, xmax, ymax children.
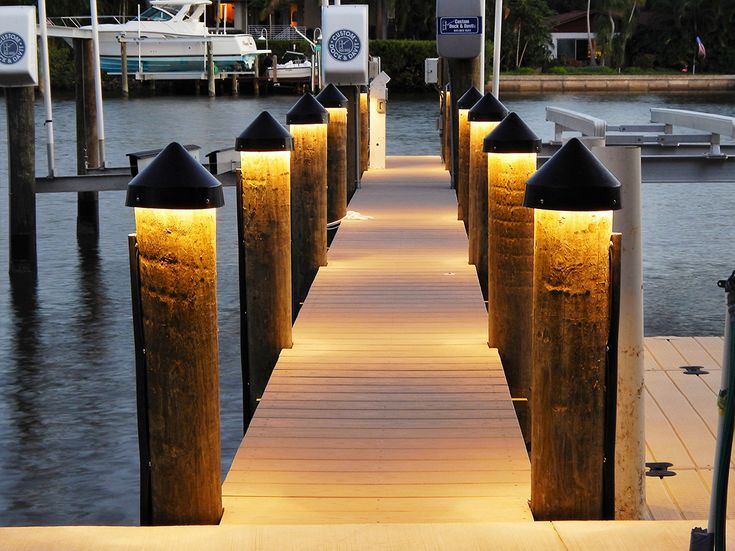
<box><xmin>253</xmin><ymin>58</ymin><xmax>260</xmax><ymax>96</ymax></box>
<box><xmin>483</xmin><ymin>112</ymin><xmax>541</xmax><ymax>444</ymax></box>
<box><xmin>74</xmin><ymin>38</ymin><xmax>100</xmax><ymax>239</ymax></box>
<box><xmin>126</xmin><ymin>142</ymin><xmax>225</xmax><ymax>525</ymax></box>
<box><xmin>120</xmin><ymin>39</ymin><xmax>129</xmax><ymax>97</ymax></box>
<box><xmin>467</xmin><ymin>93</ymin><xmax>507</xmax><ymax>296</ymax></box>
<box><xmin>207</xmin><ymin>41</ymin><xmax>216</xmax><ymax>97</ymax></box>
<box><xmin>316</xmin><ymin>84</ymin><xmax>349</xmax><ymax>225</ymax></box>
<box><xmin>271</xmin><ymin>54</ymin><xmax>278</xmax><ymax>86</ymax></box>
<box><xmin>7</xmin><ymin>87</ymin><xmax>37</xmax><ymax>275</ymax></box>
<box><xmin>360</xmin><ymin>86</ymin><xmax>369</xmax><ymax>176</ymax></box>
<box><xmin>340</xmin><ymin>85</ymin><xmax>361</xmax><ymax>203</ymax></box>
<box><xmin>231</xmin><ymin>73</ymin><xmax>239</xmax><ymax>96</ymax></box>
<box><xmin>447</xmin><ymin>57</ymin><xmax>481</xmax><ymax>185</ymax></box>
<box><xmin>592</xmin><ymin>145</ymin><xmax>645</xmax><ymax>519</ymax></box>
<box><xmin>456</xmin><ymin>87</ymin><xmax>482</xmax><ymax>224</ymax></box>
<box><xmin>287</xmin><ymin>94</ymin><xmax>329</xmax><ymax>319</ymax></box>
<box><xmin>236</xmin><ymin>112</ymin><xmax>294</xmax><ymax>425</ymax></box>
<box><xmin>524</xmin><ymin>138</ymin><xmax>622</xmax><ymax>520</ymax></box>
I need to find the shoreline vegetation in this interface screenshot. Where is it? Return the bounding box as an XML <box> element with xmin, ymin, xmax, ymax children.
<box><xmin>41</xmin><ymin>38</ymin><xmax>735</xmax><ymax>96</ymax></box>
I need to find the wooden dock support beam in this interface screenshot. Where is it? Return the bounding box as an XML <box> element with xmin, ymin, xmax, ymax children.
<box><xmin>207</xmin><ymin>42</ymin><xmax>216</xmax><ymax>98</ymax></box>
<box><xmin>447</xmin><ymin>57</ymin><xmax>481</xmax><ymax>187</ymax></box>
<box><xmin>342</xmin><ymin>85</ymin><xmax>361</xmax><ymax>202</ymax></box>
<box><xmin>287</xmin><ymin>94</ymin><xmax>329</xmax><ymax>319</ymax></box>
<box><xmin>7</xmin><ymin>87</ymin><xmax>37</xmax><ymax>275</ymax></box>
<box><xmin>74</xmin><ymin>38</ymin><xmax>100</xmax><ymax>240</ymax></box>
<box><xmin>360</xmin><ymin>88</ymin><xmax>369</xmax><ymax>176</ymax></box>
<box><xmin>120</xmin><ymin>40</ymin><xmax>129</xmax><ymax>97</ymax></box>
<box><xmin>236</xmin><ymin>113</ymin><xmax>294</xmax><ymax>425</ymax></box>
<box><xmin>316</xmin><ymin>85</ymin><xmax>349</xmax><ymax>225</ymax></box>
<box><xmin>484</xmin><ymin>113</ymin><xmax>540</xmax><ymax>445</ymax></box>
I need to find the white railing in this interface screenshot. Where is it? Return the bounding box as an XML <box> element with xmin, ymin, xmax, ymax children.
<box><xmin>247</xmin><ymin>25</ymin><xmax>308</xmax><ymax>41</ymax></box>
<box><xmin>651</xmin><ymin>108</ymin><xmax>735</xmax><ymax>156</ymax></box>
<box><xmin>546</xmin><ymin>106</ymin><xmax>607</xmax><ymax>142</ymax></box>
<box><xmin>47</xmin><ymin>15</ymin><xmax>132</xmax><ymax>28</ymax></box>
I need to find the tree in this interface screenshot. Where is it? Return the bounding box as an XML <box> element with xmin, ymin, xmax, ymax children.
<box><xmin>498</xmin><ymin>0</ymin><xmax>553</xmax><ymax>69</ymax></box>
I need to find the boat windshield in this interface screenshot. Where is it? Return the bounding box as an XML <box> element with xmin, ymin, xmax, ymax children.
<box><xmin>135</xmin><ymin>7</ymin><xmax>175</xmax><ymax>21</ymax></box>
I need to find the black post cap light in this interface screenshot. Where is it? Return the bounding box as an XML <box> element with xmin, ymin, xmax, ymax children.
<box><xmin>286</xmin><ymin>93</ymin><xmax>330</xmax><ymax>125</ymax></box>
<box><xmin>457</xmin><ymin>86</ymin><xmax>483</xmax><ymax>110</ymax></box>
<box><xmin>236</xmin><ymin>111</ymin><xmax>294</xmax><ymax>152</ymax></box>
<box><xmin>523</xmin><ymin>137</ymin><xmax>622</xmax><ymax>212</ymax></box>
<box><xmin>315</xmin><ymin>83</ymin><xmax>349</xmax><ymax>108</ymax></box>
<box><xmin>483</xmin><ymin>112</ymin><xmax>542</xmax><ymax>154</ymax></box>
<box><xmin>125</xmin><ymin>142</ymin><xmax>224</xmax><ymax>209</ymax></box>
<box><xmin>468</xmin><ymin>92</ymin><xmax>509</xmax><ymax>122</ymax></box>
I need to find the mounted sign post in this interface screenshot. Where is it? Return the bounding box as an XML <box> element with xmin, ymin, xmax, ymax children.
<box><xmin>1</xmin><ymin>6</ymin><xmax>39</xmax><ymax>275</ymax></box>
<box><xmin>322</xmin><ymin>4</ymin><xmax>368</xmax><ymax>200</ymax></box>
<box><xmin>436</xmin><ymin>0</ymin><xmax>483</xmax><ymax>191</ymax></box>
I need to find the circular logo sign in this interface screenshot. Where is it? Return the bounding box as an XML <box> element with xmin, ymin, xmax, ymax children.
<box><xmin>0</xmin><ymin>33</ymin><xmax>26</xmax><ymax>65</ymax></box>
<box><xmin>327</xmin><ymin>29</ymin><xmax>361</xmax><ymax>62</ymax></box>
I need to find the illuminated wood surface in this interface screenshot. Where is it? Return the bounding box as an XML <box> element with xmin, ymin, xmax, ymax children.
<box><xmin>457</xmin><ymin>109</ymin><xmax>470</xmax><ymax>222</ymax></box>
<box><xmin>5</xmin><ymin>520</ymin><xmax>735</xmax><ymax>549</ymax></box>
<box><xmin>640</xmin><ymin>335</ymin><xmax>735</xmax><ymax>521</ymax></box>
<box><xmin>360</xmin><ymin>92</ymin><xmax>369</xmax><ymax>176</ymax></box>
<box><xmin>223</xmin><ymin>155</ymin><xmax>532</xmax><ymax>524</ymax></box>
<box><xmin>325</xmin><ymin>107</ymin><xmax>347</xmax><ymax>223</ymax></box>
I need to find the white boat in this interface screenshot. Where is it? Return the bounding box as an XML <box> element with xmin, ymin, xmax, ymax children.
<box><xmin>73</xmin><ymin>1</ymin><xmax>261</xmax><ymax>74</ymax></box>
<box><xmin>267</xmin><ymin>51</ymin><xmax>312</xmax><ymax>82</ymax></box>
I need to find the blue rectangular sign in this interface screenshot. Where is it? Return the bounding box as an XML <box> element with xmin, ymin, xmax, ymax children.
<box><xmin>437</xmin><ymin>16</ymin><xmax>482</xmax><ymax>35</ymax></box>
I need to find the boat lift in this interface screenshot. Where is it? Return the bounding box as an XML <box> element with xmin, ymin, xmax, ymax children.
<box><xmin>543</xmin><ymin>107</ymin><xmax>735</xmax><ymax>183</ymax></box>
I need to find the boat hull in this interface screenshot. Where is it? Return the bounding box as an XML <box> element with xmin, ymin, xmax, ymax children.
<box><xmin>101</xmin><ymin>53</ymin><xmax>256</xmax><ymax>73</ymax></box>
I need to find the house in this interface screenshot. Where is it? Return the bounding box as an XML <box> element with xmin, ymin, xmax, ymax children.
<box><xmin>548</xmin><ymin>11</ymin><xmax>596</xmax><ymax>62</ymax></box>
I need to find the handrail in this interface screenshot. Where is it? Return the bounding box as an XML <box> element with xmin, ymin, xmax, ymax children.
<box><xmin>650</xmin><ymin>108</ymin><xmax>735</xmax><ymax>156</ymax></box>
<box><xmin>546</xmin><ymin>106</ymin><xmax>607</xmax><ymax>142</ymax></box>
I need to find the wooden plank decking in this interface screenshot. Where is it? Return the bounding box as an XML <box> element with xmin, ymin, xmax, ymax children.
<box><xmin>642</xmin><ymin>335</ymin><xmax>733</xmax><ymax>521</ymax></box>
<box><xmin>221</xmin><ymin>155</ymin><xmax>532</xmax><ymax>524</ymax></box>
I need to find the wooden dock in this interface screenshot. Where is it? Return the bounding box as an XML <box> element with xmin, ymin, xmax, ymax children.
<box><xmin>642</xmin><ymin>335</ymin><xmax>734</xmax><ymax>521</ymax></box>
<box><xmin>3</xmin><ymin>156</ymin><xmax>735</xmax><ymax>548</ymax></box>
<box><xmin>221</xmin><ymin>155</ymin><xmax>532</xmax><ymax>524</ymax></box>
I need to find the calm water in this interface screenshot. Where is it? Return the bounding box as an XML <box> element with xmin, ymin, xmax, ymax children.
<box><xmin>0</xmin><ymin>91</ymin><xmax>734</xmax><ymax>525</ymax></box>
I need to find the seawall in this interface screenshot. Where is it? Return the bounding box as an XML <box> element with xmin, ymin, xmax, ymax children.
<box><xmin>495</xmin><ymin>74</ymin><xmax>735</xmax><ymax>94</ymax></box>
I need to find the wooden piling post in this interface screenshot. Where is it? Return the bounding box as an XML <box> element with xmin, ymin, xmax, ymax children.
<box><xmin>483</xmin><ymin>113</ymin><xmax>541</xmax><ymax>444</ymax></box>
<box><xmin>74</xmin><ymin>38</ymin><xmax>100</xmax><ymax>239</ymax></box>
<box><xmin>466</xmin><ymin>93</ymin><xmax>507</xmax><ymax>296</ymax></box>
<box><xmin>525</xmin><ymin>138</ymin><xmax>622</xmax><ymax>520</ymax></box>
<box><xmin>456</xmin><ymin>87</ymin><xmax>482</xmax><ymax>224</ymax></box>
<box><xmin>126</xmin><ymin>143</ymin><xmax>225</xmax><ymax>526</ymax></box>
<box><xmin>120</xmin><ymin>40</ymin><xmax>129</xmax><ymax>97</ymax></box>
<box><xmin>253</xmin><ymin>59</ymin><xmax>260</xmax><ymax>96</ymax></box>
<box><xmin>271</xmin><ymin>54</ymin><xmax>278</xmax><ymax>86</ymax></box>
<box><xmin>207</xmin><ymin>41</ymin><xmax>216</xmax><ymax>97</ymax></box>
<box><xmin>360</xmin><ymin>88</ymin><xmax>369</xmax><ymax>176</ymax></box>
<box><xmin>287</xmin><ymin>94</ymin><xmax>329</xmax><ymax>319</ymax></box>
<box><xmin>447</xmin><ymin>57</ymin><xmax>481</xmax><ymax>186</ymax></box>
<box><xmin>341</xmin><ymin>85</ymin><xmax>361</xmax><ymax>202</ymax></box>
<box><xmin>236</xmin><ymin>112</ymin><xmax>294</xmax><ymax>423</ymax></box>
<box><xmin>231</xmin><ymin>73</ymin><xmax>239</xmax><ymax>96</ymax></box>
<box><xmin>316</xmin><ymin>84</ymin><xmax>349</xmax><ymax>224</ymax></box>
<box><xmin>7</xmin><ymin>87</ymin><xmax>37</xmax><ymax>274</ymax></box>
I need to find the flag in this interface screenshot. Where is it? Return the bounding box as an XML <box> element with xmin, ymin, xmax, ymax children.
<box><xmin>697</xmin><ymin>36</ymin><xmax>706</xmax><ymax>58</ymax></box>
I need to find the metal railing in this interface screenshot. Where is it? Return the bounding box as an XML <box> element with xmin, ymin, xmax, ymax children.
<box><xmin>47</xmin><ymin>15</ymin><xmax>133</xmax><ymax>28</ymax></box>
<box><xmin>247</xmin><ymin>25</ymin><xmax>308</xmax><ymax>41</ymax></box>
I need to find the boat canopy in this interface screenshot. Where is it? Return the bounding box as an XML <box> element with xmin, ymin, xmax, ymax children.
<box><xmin>137</xmin><ymin>2</ymin><xmax>211</xmax><ymax>23</ymax></box>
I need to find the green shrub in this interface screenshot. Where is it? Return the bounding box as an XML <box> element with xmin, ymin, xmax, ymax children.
<box><xmin>369</xmin><ymin>40</ymin><xmax>436</xmax><ymax>92</ymax></box>
<box><xmin>546</xmin><ymin>66</ymin><xmax>568</xmax><ymax>74</ymax></box>
<box><xmin>49</xmin><ymin>38</ymin><xmax>76</xmax><ymax>91</ymax></box>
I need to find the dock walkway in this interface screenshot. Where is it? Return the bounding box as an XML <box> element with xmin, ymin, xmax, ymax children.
<box><xmin>221</xmin><ymin>155</ymin><xmax>532</xmax><ymax>524</ymax></box>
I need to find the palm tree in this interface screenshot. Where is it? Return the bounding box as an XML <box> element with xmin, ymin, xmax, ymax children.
<box><xmin>586</xmin><ymin>0</ymin><xmax>596</xmax><ymax>64</ymax></box>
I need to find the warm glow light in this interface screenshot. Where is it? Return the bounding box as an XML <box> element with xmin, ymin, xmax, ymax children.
<box><xmin>241</xmin><ymin>151</ymin><xmax>292</xmax><ymax>186</ymax></box>
<box><xmin>135</xmin><ymin>207</ymin><xmax>217</xmax><ymax>288</ymax></box>
<box><xmin>133</xmin><ymin>205</ymin><xmax>221</xmax><ymax>523</ymax></box>
<box><xmin>290</xmin><ymin>123</ymin><xmax>328</xmax><ymax>147</ymax></box>
<box><xmin>457</xmin><ymin>108</ymin><xmax>471</xmax><ymax>218</ymax></box>
<box><xmin>324</xmin><ymin>107</ymin><xmax>348</xmax><ymax>222</ymax></box>
<box><xmin>468</xmin><ymin>120</ymin><xmax>500</xmax><ymax>265</ymax></box>
<box><xmin>487</xmin><ymin>151</ymin><xmax>537</xmax><ymax>407</ymax></box>
<box><xmin>530</xmin><ymin>206</ymin><xmax>613</xmax><ymax>520</ymax></box>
